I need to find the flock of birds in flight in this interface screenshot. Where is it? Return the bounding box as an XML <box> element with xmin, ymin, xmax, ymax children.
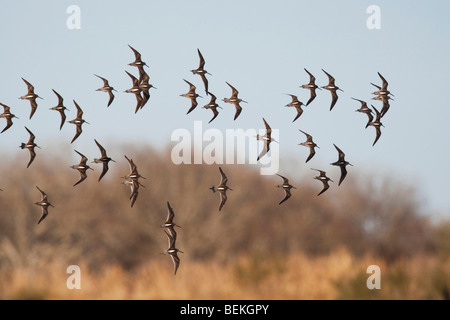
<box><xmin>0</xmin><ymin>45</ymin><xmax>394</xmax><ymax>275</ymax></box>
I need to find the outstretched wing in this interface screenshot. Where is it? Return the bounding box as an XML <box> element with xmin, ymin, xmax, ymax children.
<box><xmin>218</xmin><ymin>167</ymin><xmax>228</xmax><ymax>186</ymax></box>
<box><xmin>226</xmin><ymin>82</ymin><xmax>239</xmax><ymax>98</ymax></box>
<box><xmin>322</xmin><ymin>69</ymin><xmax>335</xmax><ymax>86</ymax></box>
<box><xmin>218</xmin><ymin>190</ymin><xmax>228</xmax><ymax>211</ymax></box>
<box><xmin>338</xmin><ymin>166</ymin><xmax>347</xmax><ymax>186</ymax></box>
<box><xmin>94</xmin><ymin>139</ymin><xmax>107</xmax><ymax>158</ymax></box>
<box><xmin>36</xmin><ymin>186</ymin><xmax>47</xmax><ymax>202</ymax></box>
<box><xmin>279</xmin><ymin>189</ymin><xmax>291</xmax><ymax>205</ymax></box>
<box><xmin>166</xmin><ymin>201</ymin><xmax>175</xmax><ymax>224</ymax></box>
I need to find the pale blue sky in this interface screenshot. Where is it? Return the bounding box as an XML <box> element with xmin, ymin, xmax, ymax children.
<box><xmin>0</xmin><ymin>1</ymin><xmax>449</xmax><ymax>218</ymax></box>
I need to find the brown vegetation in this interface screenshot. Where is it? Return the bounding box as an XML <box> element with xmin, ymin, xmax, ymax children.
<box><xmin>0</xmin><ymin>146</ymin><xmax>449</xmax><ymax>299</ymax></box>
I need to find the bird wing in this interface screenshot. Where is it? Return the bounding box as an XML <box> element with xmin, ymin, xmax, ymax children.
<box><xmin>219</xmin><ymin>167</ymin><xmax>228</xmax><ymax>185</ymax></box>
<box><xmin>164</xmin><ymin>229</ymin><xmax>176</xmax><ymax>249</ymax></box>
<box><xmin>75</xmin><ymin>150</ymin><xmax>88</xmax><ymax>165</ymax></box>
<box><xmin>58</xmin><ymin>108</ymin><xmax>67</xmax><ymax>130</ymax></box>
<box><xmin>306</xmin><ymin>88</ymin><xmax>317</xmax><ymax>106</ymax></box>
<box><xmin>312</xmin><ymin>168</ymin><xmax>327</xmax><ymax>176</ymax></box>
<box><xmin>71</xmin><ymin>124</ymin><xmax>83</xmax><ymax>144</ymax></box>
<box><xmin>276</xmin><ymin>174</ymin><xmax>289</xmax><ymax>185</ymax></box>
<box><xmin>94</xmin><ymin>74</ymin><xmax>109</xmax><ymax>87</ymax></box>
<box><xmin>27</xmin><ymin>148</ymin><xmax>36</xmax><ymax>168</ymax></box>
<box><xmin>22</xmin><ymin>78</ymin><xmax>34</xmax><ymax>92</ymax></box>
<box><xmin>125</xmin><ymin>70</ymin><xmax>139</xmax><ymax>85</ymax></box>
<box><xmin>257</xmin><ymin>141</ymin><xmax>269</xmax><ymax>161</ymax></box>
<box><xmin>124</xmin><ymin>155</ymin><xmax>134</xmax><ymax>173</ymax></box>
<box><xmin>73</xmin><ymin>100</ymin><xmax>83</xmax><ymax>118</ymax></box>
<box><xmin>36</xmin><ymin>186</ymin><xmax>47</xmax><ymax>201</ymax></box>
<box><xmin>73</xmin><ymin>169</ymin><xmax>88</xmax><ymax>187</ymax></box>
<box><xmin>208</xmin><ymin>107</ymin><xmax>219</xmax><ymax>123</ymax></box>
<box><xmin>299</xmin><ymin>129</ymin><xmax>312</xmax><ymax>142</ymax></box>
<box><xmin>233</xmin><ymin>103</ymin><xmax>242</xmax><ymax>120</ymax></box>
<box><xmin>371</xmin><ymin>82</ymin><xmax>382</xmax><ymax>90</ymax></box>
<box><xmin>373</xmin><ymin>126</ymin><xmax>382</xmax><ymax>146</ymax></box>
<box><xmin>197</xmin><ymin>48</ymin><xmax>206</xmax><ymax>69</ymax></box>
<box><xmin>133</xmin><ymin>93</ymin><xmax>143</xmax><ymax>113</ymax></box>
<box><xmin>304</xmin><ymin>68</ymin><xmax>316</xmax><ymax>84</ymax></box>
<box><xmin>166</xmin><ymin>226</ymin><xmax>178</xmax><ymax>242</ymax></box>
<box><xmin>200</xmin><ymin>73</ymin><xmax>209</xmax><ymax>93</ymax></box>
<box><xmin>378</xmin><ymin>72</ymin><xmax>388</xmax><ymax>89</ymax></box>
<box><xmin>218</xmin><ymin>190</ymin><xmax>228</xmax><ymax>211</ymax></box>
<box><xmin>186</xmin><ymin>97</ymin><xmax>198</xmax><ymax>114</ymax></box>
<box><xmin>94</xmin><ymin>139</ymin><xmax>107</xmax><ymax>158</ymax></box>
<box><xmin>2</xmin><ymin>117</ymin><xmax>13</xmax><ymax>133</ymax></box>
<box><xmin>364</xmin><ymin>112</ymin><xmax>374</xmax><ymax>128</ymax></box>
<box><xmin>183</xmin><ymin>79</ymin><xmax>196</xmax><ymax>93</ymax></box>
<box><xmin>98</xmin><ymin>162</ymin><xmax>109</xmax><ymax>182</ymax></box>
<box><xmin>128</xmin><ymin>44</ymin><xmax>142</xmax><ymax>61</ymax></box>
<box><xmin>317</xmin><ymin>181</ymin><xmax>330</xmax><ymax>196</ymax></box>
<box><xmin>170</xmin><ymin>252</ymin><xmax>180</xmax><ymax>275</ymax></box>
<box><xmin>25</xmin><ymin>127</ymin><xmax>36</xmax><ymax>143</ymax></box>
<box><xmin>305</xmin><ymin>146</ymin><xmax>316</xmax><ymax>163</ymax></box>
<box><xmin>352</xmin><ymin>97</ymin><xmax>367</xmax><ymax>108</ymax></box>
<box><xmin>262</xmin><ymin>118</ymin><xmax>272</xmax><ymax>135</ymax></box>
<box><xmin>29</xmin><ymin>99</ymin><xmax>38</xmax><ymax>119</ymax></box>
<box><xmin>333</xmin><ymin>144</ymin><xmax>345</xmax><ymax>162</ymax></box>
<box><xmin>322</xmin><ymin>69</ymin><xmax>335</xmax><ymax>86</ymax></box>
<box><xmin>52</xmin><ymin>89</ymin><xmax>64</xmax><ymax>106</ymax></box>
<box><xmin>226</xmin><ymin>82</ymin><xmax>239</xmax><ymax>98</ymax></box>
<box><xmin>0</xmin><ymin>103</ymin><xmax>10</xmax><ymax>113</ymax></box>
<box><xmin>166</xmin><ymin>202</ymin><xmax>175</xmax><ymax>224</ymax></box>
<box><xmin>329</xmin><ymin>90</ymin><xmax>338</xmax><ymax>111</ymax></box>
<box><xmin>279</xmin><ymin>188</ymin><xmax>291</xmax><ymax>205</ymax></box>
<box><xmin>130</xmin><ymin>189</ymin><xmax>138</xmax><ymax>207</ymax></box>
<box><xmin>37</xmin><ymin>207</ymin><xmax>48</xmax><ymax>224</ymax></box>
<box><xmin>107</xmin><ymin>91</ymin><xmax>115</xmax><ymax>107</ymax></box>
<box><xmin>292</xmin><ymin>106</ymin><xmax>303</xmax><ymax>122</ymax></box>
<box><xmin>338</xmin><ymin>165</ymin><xmax>348</xmax><ymax>186</ymax></box>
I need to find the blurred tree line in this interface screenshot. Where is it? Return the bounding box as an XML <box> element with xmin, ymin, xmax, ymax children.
<box><xmin>0</xmin><ymin>146</ymin><xmax>448</xmax><ymax>272</ymax></box>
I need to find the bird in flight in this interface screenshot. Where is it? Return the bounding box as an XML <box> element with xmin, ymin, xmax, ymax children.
<box><xmin>368</xmin><ymin>105</ymin><xmax>384</xmax><ymax>146</ymax></box>
<box><xmin>128</xmin><ymin>45</ymin><xmax>148</xmax><ymax>69</ymax></box>
<box><xmin>275</xmin><ymin>174</ymin><xmax>296</xmax><ymax>205</ymax></box>
<box><xmin>298</xmin><ymin>130</ymin><xmax>319</xmax><ymax>163</ymax></box>
<box><xmin>216</xmin><ymin>167</ymin><xmax>232</xmax><ymax>211</ymax></box>
<box><xmin>68</xmin><ymin>100</ymin><xmax>89</xmax><ymax>144</ymax></box>
<box><xmin>34</xmin><ymin>186</ymin><xmax>54</xmax><ymax>224</ymax></box>
<box><xmin>124</xmin><ymin>70</ymin><xmax>143</xmax><ymax>113</ymax></box>
<box><xmin>256</xmin><ymin>118</ymin><xmax>277</xmax><ymax>161</ymax></box>
<box><xmin>311</xmin><ymin>168</ymin><xmax>333</xmax><ymax>196</ymax></box>
<box><xmin>19</xmin><ymin>78</ymin><xmax>43</xmax><ymax>119</ymax></box>
<box><xmin>330</xmin><ymin>144</ymin><xmax>352</xmax><ymax>186</ymax></box>
<box><xmin>70</xmin><ymin>150</ymin><xmax>93</xmax><ymax>187</ymax></box>
<box><xmin>0</xmin><ymin>102</ymin><xmax>19</xmax><ymax>133</ymax></box>
<box><xmin>191</xmin><ymin>48</ymin><xmax>211</xmax><ymax>95</ymax></box>
<box><xmin>160</xmin><ymin>201</ymin><xmax>182</xmax><ymax>241</ymax></box>
<box><xmin>352</xmin><ymin>97</ymin><xmax>373</xmax><ymax>129</ymax></box>
<box><xmin>161</xmin><ymin>229</ymin><xmax>183</xmax><ymax>275</ymax></box>
<box><xmin>49</xmin><ymin>89</ymin><xmax>69</xmax><ymax>130</ymax></box>
<box><xmin>284</xmin><ymin>94</ymin><xmax>305</xmax><ymax>122</ymax></box>
<box><xmin>321</xmin><ymin>69</ymin><xmax>343</xmax><ymax>111</ymax></box>
<box><xmin>203</xmin><ymin>92</ymin><xmax>222</xmax><ymax>124</ymax></box>
<box><xmin>300</xmin><ymin>68</ymin><xmax>321</xmax><ymax>106</ymax></box>
<box><xmin>180</xmin><ymin>79</ymin><xmax>201</xmax><ymax>115</ymax></box>
<box><xmin>94</xmin><ymin>74</ymin><xmax>117</xmax><ymax>107</ymax></box>
<box><xmin>222</xmin><ymin>82</ymin><xmax>247</xmax><ymax>120</ymax></box>
<box><xmin>92</xmin><ymin>139</ymin><xmax>115</xmax><ymax>181</ymax></box>
<box><xmin>19</xmin><ymin>126</ymin><xmax>40</xmax><ymax>168</ymax></box>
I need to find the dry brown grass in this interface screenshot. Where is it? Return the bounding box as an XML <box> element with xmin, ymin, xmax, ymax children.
<box><xmin>1</xmin><ymin>249</ymin><xmax>449</xmax><ymax>300</ymax></box>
